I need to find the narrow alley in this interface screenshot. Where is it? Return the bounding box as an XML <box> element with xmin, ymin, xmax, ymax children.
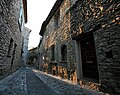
<box><xmin>0</xmin><ymin>67</ymin><xmax>106</xmax><ymax>95</ymax></box>
<box><xmin>0</xmin><ymin>0</ymin><xmax>120</xmax><ymax>95</ymax></box>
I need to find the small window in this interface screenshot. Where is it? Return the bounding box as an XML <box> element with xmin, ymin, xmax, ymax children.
<box><xmin>61</xmin><ymin>45</ymin><xmax>67</xmax><ymax>61</ymax></box>
<box><xmin>11</xmin><ymin>44</ymin><xmax>17</xmax><ymax>65</ymax></box>
<box><xmin>51</xmin><ymin>45</ymin><xmax>55</xmax><ymax>61</ymax></box>
<box><xmin>54</xmin><ymin>9</ymin><xmax>60</xmax><ymax>29</ymax></box>
<box><xmin>106</xmin><ymin>50</ymin><xmax>113</xmax><ymax>58</ymax></box>
<box><xmin>7</xmin><ymin>38</ymin><xmax>13</xmax><ymax>57</ymax></box>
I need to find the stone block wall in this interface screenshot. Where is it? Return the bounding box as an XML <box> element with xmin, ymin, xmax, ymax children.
<box><xmin>39</xmin><ymin>0</ymin><xmax>77</xmax><ymax>81</ymax></box>
<box><xmin>21</xmin><ymin>27</ymin><xmax>31</xmax><ymax>66</ymax></box>
<box><xmin>70</xmin><ymin>0</ymin><xmax>120</xmax><ymax>94</ymax></box>
<box><xmin>94</xmin><ymin>24</ymin><xmax>120</xmax><ymax>94</ymax></box>
<box><xmin>0</xmin><ymin>0</ymin><xmax>23</xmax><ymax>79</ymax></box>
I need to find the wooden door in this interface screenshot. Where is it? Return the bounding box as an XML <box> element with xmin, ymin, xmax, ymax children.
<box><xmin>80</xmin><ymin>34</ymin><xmax>99</xmax><ymax>80</ymax></box>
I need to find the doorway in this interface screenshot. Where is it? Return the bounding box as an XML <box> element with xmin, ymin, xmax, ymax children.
<box><xmin>80</xmin><ymin>33</ymin><xmax>99</xmax><ymax>81</ymax></box>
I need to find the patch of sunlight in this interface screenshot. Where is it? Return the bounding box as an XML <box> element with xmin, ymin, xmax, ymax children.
<box><xmin>32</xmin><ymin>69</ymin><xmax>77</xmax><ymax>86</ymax></box>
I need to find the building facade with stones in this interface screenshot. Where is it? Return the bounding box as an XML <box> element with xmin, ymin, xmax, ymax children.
<box><xmin>39</xmin><ymin>0</ymin><xmax>120</xmax><ymax>95</ymax></box>
<box><xmin>39</xmin><ymin>0</ymin><xmax>78</xmax><ymax>80</ymax></box>
<box><xmin>0</xmin><ymin>0</ymin><xmax>27</xmax><ymax>79</ymax></box>
<box><xmin>21</xmin><ymin>27</ymin><xmax>31</xmax><ymax>66</ymax></box>
<box><xmin>70</xmin><ymin>0</ymin><xmax>120</xmax><ymax>95</ymax></box>
<box><xmin>28</xmin><ymin>47</ymin><xmax>39</xmax><ymax>68</ymax></box>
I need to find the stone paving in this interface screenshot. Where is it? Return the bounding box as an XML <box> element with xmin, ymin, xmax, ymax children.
<box><xmin>0</xmin><ymin>67</ymin><xmax>27</xmax><ymax>95</ymax></box>
<box><xmin>0</xmin><ymin>67</ymin><xmax>58</xmax><ymax>95</ymax></box>
<box><xmin>26</xmin><ymin>67</ymin><xmax>58</xmax><ymax>95</ymax></box>
<box><xmin>0</xmin><ymin>67</ymin><xmax>109</xmax><ymax>95</ymax></box>
<box><xmin>32</xmin><ymin>69</ymin><xmax>109</xmax><ymax>95</ymax></box>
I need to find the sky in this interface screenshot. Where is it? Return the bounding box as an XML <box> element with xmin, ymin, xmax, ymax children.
<box><xmin>25</xmin><ymin>0</ymin><xmax>56</xmax><ymax>50</ymax></box>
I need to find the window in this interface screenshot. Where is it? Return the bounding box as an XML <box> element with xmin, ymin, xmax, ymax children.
<box><xmin>11</xmin><ymin>44</ymin><xmax>17</xmax><ymax>65</ymax></box>
<box><xmin>54</xmin><ymin>9</ymin><xmax>60</xmax><ymax>28</ymax></box>
<box><xmin>61</xmin><ymin>44</ymin><xmax>67</xmax><ymax>61</ymax></box>
<box><xmin>7</xmin><ymin>38</ymin><xmax>13</xmax><ymax>57</ymax></box>
<box><xmin>51</xmin><ymin>45</ymin><xmax>55</xmax><ymax>61</ymax></box>
<box><xmin>106</xmin><ymin>50</ymin><xmax>113</xmax><ymax>58</ymax></box>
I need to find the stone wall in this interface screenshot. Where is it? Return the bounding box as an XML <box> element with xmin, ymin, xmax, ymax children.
<box><xmin>39</xmin><ymin>0</ymin><xmax>120</xmax><ymax>94</ymax></box>
<box><xmin>28</xmin><ymin>47</ymin><xmax>38</xmax><ymax>67</ymax></box>
<box><xmin>0</xmin><ymin>0</ymin><xmax>23</xmax><ymax>79</ymax></box>
<box><xmin>94</xmin><ymin>24</ymin><xmax>120</xmax><ymax>94</ymax></box>
<box><xmin>70</xmin><ymin>0</ymin><xmax>120</xmax><ymax>94</ymax></box>
<box><xmin>39</xmin><ymin>0</ymin><xmax>77</xmax><ymax>81</ymax></box>
<box><xmin>21</xmin><ymin>27</ymin><xmax>31</xmax><ymax>66</ymax></box>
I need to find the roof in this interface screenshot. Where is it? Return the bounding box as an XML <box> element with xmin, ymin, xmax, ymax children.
<box><xmin>29</xmin><ymin>47</ymin><xmax>37</xmax><ymax>52</ymax></box>
<box><xmin>39</xmin><ymin>0</ymin><xmax>64</xmax><ymax>36</ymax></box>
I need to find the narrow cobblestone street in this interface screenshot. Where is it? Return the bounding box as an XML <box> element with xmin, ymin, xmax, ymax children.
<box><xmin>0</xmin><ymin>0</ymin><xmax>119</xmax><ymax>95</ymax></box>
<box><xmin>0</xmin><ymin>67</ymin><xmax>58</xmax><ymax>95</ymax></box>
<box><xmin>26</xmin><ymin>67</ymin><xmax>58</xmax><ymax>95</ymax></box>
<box><xmin>32</xmin><ymin>68</ymin><xmax>106</xmax><ymax>95</ymax></box>
<box><xmin>0</xmin><ymin>67</ymin><xmax>108</xmax><ymax>95</ymax></box>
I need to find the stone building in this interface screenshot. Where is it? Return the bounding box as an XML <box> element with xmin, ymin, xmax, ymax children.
<box><xmin>19</xmin><ymin>0</ymin><xmax>31</xmax><ymax>67</ymax></box>
<box><xmin>70</xmin><ymin>0</ymin><xmax>120</xmax><ymax>94</ymax></box>
<box><xmin>0</xmin><ymin>0</ymin><xmax>27</xmax><ymax>79</ymax></box>
<box><xmin>21</xmin><ymin>27</ymin><xmax>31</xmax><ymax>66</ymax></box>
<box><xmin>28</xmin><ymin>47</ymin><xmax>39</xmax><ymax>68</ymax></box>
<box><xmin>38</xmin><ymin>0</ymin><xmax>120</xmax><ymax>95</ymax></box>
<box><xmin>39</xmin><ymin>0</ymin><xmax>77</xmax><ymax>80</ymax></box>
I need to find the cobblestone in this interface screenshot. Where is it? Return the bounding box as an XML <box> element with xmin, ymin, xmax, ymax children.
<box><xmin>0</xmin><ymin>67</ymin><xmax>58</xmax><ymax>95</ymax></box>
<box><xmin>33</xmin><ymin>69</ymin><xmax>107</xmax><ymax>95</ymax></box>
<box><xmin>0</xmin><ymin>67</ymin><xmax>109</xmax><ymax>95</ymax></box>
<box><xmin>0</xmin><ymin>67</ymin><xmax>27</xmax><ymax>95</ymax></box>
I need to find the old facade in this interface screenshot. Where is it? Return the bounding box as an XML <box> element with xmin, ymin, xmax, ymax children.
<box><xmin>21</xmin><ymin>27</ymin><xmax>31</xmax><ymax>66</ymax></box>
<box><xmin>70</xmin><ymin>0</ymin><xmax>120</xmax><ymax>94</ymax></box>
<box><xmin>39</xmin><ymin>0</ymin><xmax>77</xmax><ymax>81</ymax></box>
<box><xmin>38</xmin><ymin>0</ymin><xmax>120</xmax><ymax>95</ymax></box>
<box><xmin>0</xmin><ymin>0</ymin><xmax>27</xmax><ymax>79</ymax></box>
<box><xmin>28</xmin><ymin>47</ymin><xmax>39</xmax><ymax>68</ymax></box>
